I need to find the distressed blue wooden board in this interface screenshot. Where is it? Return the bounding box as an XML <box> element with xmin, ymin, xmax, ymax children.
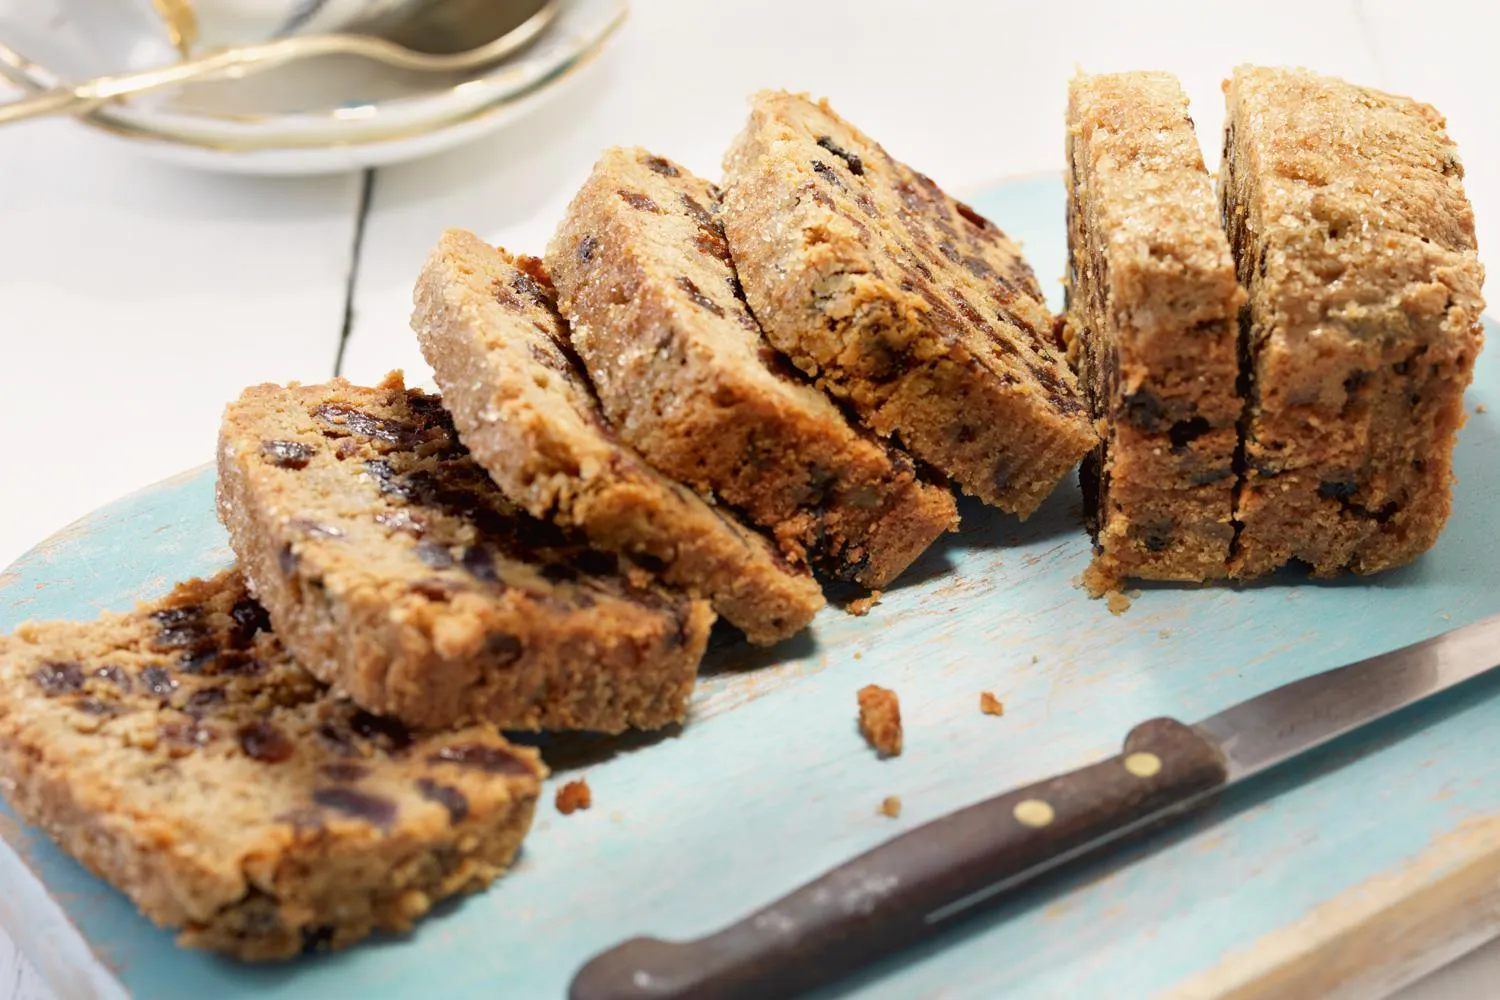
<box><xmin>2</xmin><ymin>175</ymin><xmax>1498</xmax><ymax>1000</ymax></box>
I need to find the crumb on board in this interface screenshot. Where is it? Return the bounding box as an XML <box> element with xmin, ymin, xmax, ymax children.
<box><xmin>857</xmin><ymin>684</ymin><xmax>903</xmax><ymax>757</ymax></box>
<box><xmin>1158</xmin><ymin>629</ymin><xmax>1172</xmax><ymax>639</ymax></box>
<box><xmin>1031</xmin><ymin>654</ymin><xmax>1039</xmax><ymax>664</ymax></box>
<box><xmin>979</xmin><ymin>691</ymin><xmax>1005</xmax><ymax>716</ymax></box>
<box><xmin>847</xmin><ymin>590</ymin><xmax>884</xmax><ymax>616</ymax></box>
<box><xmin>853</xmin><ymin>650</ymin><xmax>863</xmax><ymax>660</ymax></box>
<box><xmin>879</xmin><ymin>795</ymin><xmax>902</xmax><ymax>818</ymax></box>
<box><xmin>1080</xmin><ymin>563</ymin><xmax>1118</xmax><ymax>598</ymax></box>
<box><xmin>1106</xmin><ymin>590</ymin><xmax>1133</xmax><ymax>616</ymax></box>
<box><xmin>1477</xmin><ymin>403</ymin><xmax>1488</xmax><ymax>414</ymax></box>
<box><xmin>556</xmin><ymin>779</ymin><xmax>592</xmax><ymax>815</ymax></box>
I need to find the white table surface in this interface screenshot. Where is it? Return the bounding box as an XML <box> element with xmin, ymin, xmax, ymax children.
<box><xmin>1</xmin><ymin>1</ymin><xmax>1496</xmax><ymax>996</ymax></box>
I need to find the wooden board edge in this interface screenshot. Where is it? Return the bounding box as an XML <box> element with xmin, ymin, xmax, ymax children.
<box><xmin>0</xmin><ymin>828</ymin><xmax>126</xmax><ymax>1000</ymax></box>
<box><xmin>1162</xmin><ymin>814</ymin><xmax>1500</xmax><ymax>1000</ymax></box>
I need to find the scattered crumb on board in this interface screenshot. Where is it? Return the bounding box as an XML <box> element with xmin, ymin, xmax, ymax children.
<box><xmin>847</xmin><ymin>591</ymin><xmax>883</xmax><ymax>616</ymax></box>
<box><xmin>1477</xmin><ymin>404</ymin><xmax>1488</xmax><ymax>414</ymax></box>
<box><xmin>879</xmin><ymin>795</ymin><xmax>902</xmax><ymax>818</ymax></box>
<box><xmin>857</xmin><ymin>685</ymin><xmax>903</xmax><ymax>757</ymax></box>
<box><xmin>1031</xmin><ymin>654</ymin><xmax>1039</xmax><ymax>664</ymax></box>
<box><xmin>979</xmin><ymin>691</ymin><xmax>1005</xmax><ymax>716</ymax></box>
<box><xmin>853</xmin><ymin>650</ymin><xmax>863</xmax><ymax>660</ymax></box>
<box><xmin>1080</xmin><ymin>563</ymin><xmax>1118</xmax><ymax>598</ymax></box>
<box><xmin>1158</xmin><ymin>629</ymin><xmax>1172</xmax><ymax>639</ymax></box>
<box><xmin>1106</xmin><ymin>590</ymin><xmax>1133</xmax><ymax>616</ymax></box>
<box><xmin>556</xmin><ymin>779</ymin><xmax>592</xmax><ymax>815</ymax></box>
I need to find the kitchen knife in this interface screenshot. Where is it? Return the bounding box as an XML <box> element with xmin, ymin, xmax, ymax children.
<box><xmin>569</xmin><ymin>612</ymin><xmax>1500</xmax><ymax>1000</ymax></box>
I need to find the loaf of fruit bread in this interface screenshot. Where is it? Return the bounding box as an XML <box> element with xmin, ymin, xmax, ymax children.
<box><xmin>216</xmin><ymin>373</ymin><xmax>712</xmax><ymax>732</ymax></box>
<box><xmin>1064</xmin><ymin>71</ymin><xmax>1245</xmax><ymax>586</ymax></box>
<box><xmin>545</xmin><ymin>146</ymin><xmax>956</xmax><ymax>588</ymax></box>
<box><xmin>0</xmin><ymin>570</ymin><xmax>544</xmax><ymax>960</ymax></box>
<box><xmin>411</xmin><ymin>229</ymin><xmax>825</xmax><ymax>645</ymax></box>
<box><xmin>1220</xmin><ymin>67</ymin><xmax>1486</xmax><ymax>576</ymax></box>
<box><xmin>720</xmin><ymin>91</ymin><xmax>1097</xmax><ymax>516</ymax></box>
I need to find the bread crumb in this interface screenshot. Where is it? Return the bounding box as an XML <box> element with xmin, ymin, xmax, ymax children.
<box><xmin>1031</xmin><ymin>654</ymin><xmax>1039</xmax><ymax>664</ymax></box>
<box><xmin>1106</xmin><ymin>590</ymin><xmax>1133</xmax><ymax>615</ymax></box>
<box><xmin>1081</xmin><ymin>563</ymin><xmax>1118</xmax><ymax>598</ymax></box>
<box><xmin>857</xmin><ymin>685</ymin><xmax>902</xmax><ymax>757</ymax></box>
<box><xmin>879</xmin><ymin>795</ymin><xmax>902</xmax><ymax>818</ymax></box>
<box><xmin>1158</xmin><ymin>629</ymin><xmax>1172</xmax><ymax>639</ymax></box>
<box><xmin>847</xmin><ymin>591</ymin><xmax>883</xmax><ymax>616</ymax></box>
<box><xmin>979</xmin><ymin>691</ymin><xmax>1005</xmax><ymax>716</ymax></box>
<box><xmin>555</xmin><ymin>779</ymin><xmax>592</xmax><ymax>815</ymax></box>
<box><xmin>853</xmin><ymin>650</ymin><xmax>863</xmax><ymax>660</ymax></box>
<box><xmin>1477</xmin><ymin>403</ymin><xmax>1488</xmax><ymax>414</ymax></box>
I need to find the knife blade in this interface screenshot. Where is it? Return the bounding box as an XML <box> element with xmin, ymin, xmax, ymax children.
<box><xmin>568</xmin><ymin>612</ymin><xmax>1500</xmax><ymax>1000</ymax></box>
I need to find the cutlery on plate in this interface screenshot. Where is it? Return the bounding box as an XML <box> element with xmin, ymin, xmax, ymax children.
<box><xmin>570</xmin><ymin>613</ymin><xmax>1500</xmax><ymax>999</ymax></box>
<box><xmin>0</xmin><ymin>0</ymin><xmax>557</xmax><ymax>126</ymax></box>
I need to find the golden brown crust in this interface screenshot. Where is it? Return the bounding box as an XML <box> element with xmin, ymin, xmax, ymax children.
<box><xmin>0</xmin><ymin>571</ymin><xmax>543</xmax><ymax>960</ymax></box>
<box><xmin>721</xmin><ymin>91</ymin><xmax>1097</xmax><ymax>515</ymax></box>
<box><xmin>216</xmin><ymin>374</ymin><xmax>712</xmax><ymax>733</ymax></box>
<box><xmin>546</xmin><ymin>147</ymin><xmax>956</xmax><ymax>588</ymax></box>
<box><xmin>411</xmin><ymin>229</ymin><xmax>825</xmax><ymax>645</ymax></box>
<box><xmin>1065</xmin><ymin>72</ymin><xmax>1245</xmax><ymax>585</ymax></box>
<box><xmin>1221</xmin><ymin>67</ymin><xmax>1486</xmax><ymax>576</ymax></box>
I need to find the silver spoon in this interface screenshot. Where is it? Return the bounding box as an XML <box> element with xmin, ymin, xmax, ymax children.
<box><xmin>0</xmin><ymin>0</ymin><xmax>558</xmax><ymax>127</ymax></box>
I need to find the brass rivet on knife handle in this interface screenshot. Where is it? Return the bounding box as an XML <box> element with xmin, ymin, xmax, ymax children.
<box><xmin>1124</xmin><ymin>752</ymin><xmax>1163</xmax><ymax>778</ymax></box>
<box><xmin>1013</xmin><ymin>799</ymin><xmax>1055</xmax><ymax>827</ymax></box>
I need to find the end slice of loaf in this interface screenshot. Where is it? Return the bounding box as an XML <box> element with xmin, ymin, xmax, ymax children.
<box><xmin>1221</xmin><ymin>67</ymin><xmax>1485</xmax><ymax>576</ymax></box>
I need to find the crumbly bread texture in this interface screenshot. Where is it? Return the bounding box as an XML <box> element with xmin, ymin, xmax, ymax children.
<box><xmin>0</xmin><ymin>571</ymin><xmax>544</xmax><ymax>960</ymax></box>
<box><xmin>545</xmin><ymin>147</ymin><xmax>956</xmax><ymax>589</ymax></box>
<box><xmin>217</xmin><ymin>373</ymin><xmax>713</xmax><ymax>732</ymax></box>
<box><xmin>411</xmin><ymin>229</ymin><xmax>824</xmax><ymax>644</ymax></box>
<box><xmin>721</xmin><ymin>91</ymin><xmax>1097</xmax><ymax>516</ymax></box>
<box><xmin>1221</xmin><ymin>67</ymin><xmax>1485</xmax><ymax>576</ymax></box>
<box><xmin>1065</xmin><ymin>72</ymin><xmax>1246</xmax><ymax>585</ymax></box>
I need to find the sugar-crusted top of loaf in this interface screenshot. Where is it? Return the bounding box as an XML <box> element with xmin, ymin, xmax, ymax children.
<box><xmin>218</xmin><ymin>374</ymin><xmax>700</xmax><ymax>640</ymax></box>
<box><xmin>1227</xmin><ymin>66</ymin><xmax>1484</xmax><ymax>319</ymax></box>
<box><xmin>722</xmin><ymin>90</ymin><xmax>1086</xmax><ymax>415</ymax></box>
<box><xmin>0</xmin><ymin>570</ymin><xmax>543</xmax><ymax>924</ymax></box>
<box><xmin>1067</xmin><ymin>71</ymin><xmax>1242</xmax><ymax>331</ymax></box>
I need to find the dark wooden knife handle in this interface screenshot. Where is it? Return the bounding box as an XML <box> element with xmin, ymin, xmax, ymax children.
<box><xmin>569</xmin><ymin>717</ymin><xmax>1228</xmax><ymax>1000</ymax></box>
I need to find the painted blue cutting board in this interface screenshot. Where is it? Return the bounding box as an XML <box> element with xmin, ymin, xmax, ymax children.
<box><xmin>3</xmin><ymin>176</ymin><xmax>1498</xmax><ymax>1000</ymax></box>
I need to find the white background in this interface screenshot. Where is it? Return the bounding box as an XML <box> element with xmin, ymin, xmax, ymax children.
<box><xmin>2</xmin><ymin>1</ymin><xmax>1497</xmax><ymax>996</ymax></box>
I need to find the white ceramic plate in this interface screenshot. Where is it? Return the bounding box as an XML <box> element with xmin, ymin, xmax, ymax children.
<box><xmin>0</xmin><ymin>0</ymin><xmax>625</xmax><ymax>174</ymax></box>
